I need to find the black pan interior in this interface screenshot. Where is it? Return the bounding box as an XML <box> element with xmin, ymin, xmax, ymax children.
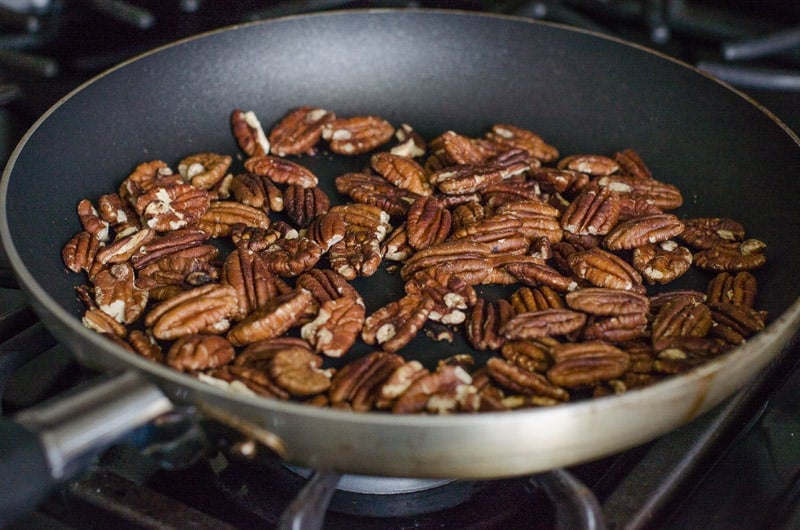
<box><xmin>4</xmin><ymin>11</ymin><xmax>800</xmax><ymax>368</ymax></box>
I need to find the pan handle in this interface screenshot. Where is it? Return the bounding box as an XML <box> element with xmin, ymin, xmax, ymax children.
<box><xmin>0</xmin><ymin>370</ymin><xmax>173</xmax><ymax>526</ymax></box>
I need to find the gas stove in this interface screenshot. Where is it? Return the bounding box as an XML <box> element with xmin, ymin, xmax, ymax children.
<box><xmin>1</xmin><ymin>1</ymin><xmax>800</xmax><ymax>529</ymax></box>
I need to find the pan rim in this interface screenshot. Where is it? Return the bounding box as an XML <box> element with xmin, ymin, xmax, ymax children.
<box><xmin>2</xmin><ymin>8</ymin><xmax>800</xmax><ymax>430</ymax></box>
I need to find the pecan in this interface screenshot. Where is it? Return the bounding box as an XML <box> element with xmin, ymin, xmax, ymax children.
<box><xmin>709</xmin><ymin>302</ymin><xmax>765</xmax><ymax>345</ymax></box>
<box><xmin>329</xmin><ymin>351</ymin><xmax>405</xmax><ymax>410</ymax></box>
<box><xmin>145</xmin><ymin>283</ymin><xmax>239</xmax><ymax>340</ymax></box>
<box><xmin>82</xmin><ymin>307</ymin><xmax>127</xmax><ymax>338</ymax></box>
<box><xmin>222</xmin><ymin>248</ymin><xmax>292</xmax><ymax>319</ymax></box>
<box><xmin>565</xmin><ymin>287</ymin><xmax>649</xmax><ymax>316</ymax></box>
<box><xmin>405</xmin><ymin>196</ymin><xmax>452</xmax><ymax>250</ymax></box>
<box><xmin>260</xmin><ymin>236</ymin><xmax>324</xmax><ymax>277</ymax></box>
<box><xmin>97</xmin><ymin>193</ymin><xmax>140</xmax><ymax>236</ymax></box>
<box><xmin>95</xmin><ymin>228</ymin><xmax>156</xmax><ymax>265</ymax></box>
<box><xmin>371</xmin><ymin>152</ymin><xmax>432</xmax><ymax>195</ymax></box>
<box><xmin>528</xmin><ymin>167</ymin><xmax>587</xmax><ymax>194</ymax></box>
<box><xmin>283</xmin><ymin>184</ymin><xmax>330</xmax><ymax>228</ymax></box>
<box><xmin>129</xmin><ymin>228</ymin><xmax>210</xmax><ymax>269</ymax></box>
<box><xmin>268</xmin><ymin>347</ymin><xmax>332</xmax><ymax>397</ymax></box>
<box><xmin>466</xmin><ymin>297</ymin><xmax>514</xmax><ymax>350</ymax></box>
<box><xmin>603</xmin><ymin>213</ymin><xmax>684</xmax><ymax>251</ymax></box>
<box><xmin>595</xmin><ymin>175</ymin><xmax>683</xmax><ymax>211</ymax></box>
<box><xmin>650</xmin><ymin>295</ymin><xmax>713</xmax><ymax>350</ymax></box>
<box><xmin>231</xmin><ymin>109</ymin><xmax>270</xmax><ymax>157</ymax></box>
<box><xmin>118</xmin><ymin>160</ymin><xmax>182</xmax><ymax>205</ymax></box>
<box><xmin>244</xmin><ymin>155</ymin><xmax>318</xmax><ymax>188</ymax></box>
<box><xmin>321</xmin><ymin>115</ymin><xmax>395</xmax><ymax>155</ymax></box>
<box><xmin>679</xmin><ymin>217</ymin><xmax>745</xmax><ymax>249</ymax></box>
<box><xmin>391</xmin><ymin>123</ymin><xmax>427</xmax><ymax>158</ymax></box>
<box><xmin>229</xmin><ymin>172</ymin><xmax>284</xmax><ymax>212</ymax></box>
<box><xmin>301</xmin><ymin>294</ymin><xmax>366</xmax><ymax>357</ymax></box>
<box><xmin>581</xmin><ymin>313</ymin><xmax>649</xmax><ymax>342</ymax></box>
<box><xmin>77</xmin><ymin>199</ymin><xmax>110</xmax><ymax>242</ymax></box>
<box><xmin>227</xmin><ymin>289</ymin><xmax>314</xmax><ymax>347</ymax></box>
<box><xmin>381</xmin><ymin>223</ymin><xmax>414</xmax><ymax>261</ymax></box>
<box><xmin>486</xmin><ymin>357</ymin><xmax>569</xmax><ymax>401</ymax></box>
<box><xmin>306</xmin><ymin>210</ymin><xmax>346</xmax><ymax>252</ymax></box>
<box><xmin>614</xmin><ymin>149</ymin><xmax>652</xmax><ymax>180</ymax></box>
<box><xmin>547</xmin><ymin>341</ymin><xmax>630</xmax><ymax>388</ymax></box>
<box><xmin>485</xmin><ymin>124</ymin><xmax>559</xmax><ymax>163</ymax></box>
<box><xmin>135</xmin><ymin>182</ymin><xmax>210</xmax><ymax>232</ymax></box>
<box><xmin>328</xmin><ymin>229</ymin><xmax>383</xmax><ymax>280</ymax></box>
<box><xmin>92</xmin><ymin>263</ymin><xmax>148</xmax><ymax>324</ymax></box>
<box><xmin>431</xmin><ymin>149</ymin><xmax>530</xmax><ymax>195</ymax></box>
<box><xmin>296</xmin><ymin>268</ymin><xmax>360</xmax><ymax>304</ymax></box>
<box><xmin>178</xmin><ymin>152</ymin><xmax>232</xmax><ymax>190</ymax></box>
<box><xmin>568</xmin><ymin>247</ymin><xmax>644</xmax><ymax>293</ymax></box>
<box><xmin>429</xmin><ymin>130</ymin><xmax>499</xmax><ymax>165</ymax></box>
<box><xmin>334</xmin><ymin>172</ymin><xmax>418</xmax><ymax>217</ymax></box>
<box><xmin>391</xmin><ymin>365</ymin><xmax>475</xmax><ymax>414</ymax></box>
<box><xmin>362</xmin><ymin>293</ymin><xmax>434</xmax><ymax>352</ymax></box>
<box><xmin>167</xmin><ymin>334</ymin><xmax>235</xmax><ymax>372</ymax></box>
<box><xmin>269</xmin><ymin>106</ymin><xmax>335</xmax><ymax>156</ymax></box>
<box><xmin>557</xmin><ymin>154</ymin><xmax>620</xmax><ymax>176</ymax></box>
<box><xmin>401</xmin><ymin>240</ymin><xmax>492</xmax><ymax>285</ymax></box>
<box><xmin>510</xmin><ymin>286</ymin><xmax>564</xmax><ymax>313</ymax></box>
<box><xmin>328</xmin><ymin>203</ymin><xmax>392</xmax><ymax>240</ymax></box>
<box><xmin>197</xmin><ymin>200</ymin><xmax>271</xmax><ymax>238</ymax></box>
<box><xmin>230</xmin><ymin>224</ymin><xmax>283</xmax><ymax>252</ymax></box>
<box><xmin>706</xmin><ymin>271</ymin><xmax>757</xmax><ymax>308</ymax></box>
<box><xmin>631</xmin><ymin>240</ymin><xmax>693</xmax><ymax>284</ymax></box>
<box><xmin>560</xmin><ymin>187</ymin><xmax>620</xmax><ymax>236</ymax></box>
<box><xmin>62</xmin><ymin>231</ymin><xmax>102</xmax><ymax>274</ymax></box>
<box><xmin>404</xmin><ymin>267</ymin><xmax>476</xmax><ymax>325</ymax></box>
<box><xmin>135</xmin><ymin>244</ymin><xmax>219</xmax><ymax>292</ymax></box>
<box><xmin>127</xmin><ymin>330</ymin><xmax>164</xmax><ymax>363</ymax></box>
<box><xmin>375</xmin><ymin>360</ymin><xmax>428</xmax><ymax>409</ymax></box>
<box><xmin>235</xmin><ymin>336</ymin><xmax>314</xmax><ymax>367</ymax></box>
<box><xmin>501</xmin><ymin>339</ymin><xmax>552</xmax><ymax>373</ymax></box>
<box><xmin>693</xmin><ymin>239</ymin><xmax>767</xmax><ymax>272</ymax></box>
<box><xmin>452</xmin><ymin>201</ymin><xmax>487</xmax><ymax>232</ymax></box>
<box><xmin>504</xmin><ymin>261</ymin><xmax>579</xmax><ymax>293</ymax></box>
<box><xmin>501</xmin><ymin>308</ymin><xmax>587</xmax><ymax>340</ymax></box>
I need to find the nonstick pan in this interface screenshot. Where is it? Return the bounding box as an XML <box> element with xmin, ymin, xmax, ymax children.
<box><xmin>2</xmin><ymin>8</ymin><xmax>800</xmax><ymax>516</ymax></box>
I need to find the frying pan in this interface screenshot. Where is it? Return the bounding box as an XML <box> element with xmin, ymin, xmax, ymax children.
<box><xmin>2</xmin><ymin>8</ymin><xmax>800</xmax><ymax>520</ymax></box>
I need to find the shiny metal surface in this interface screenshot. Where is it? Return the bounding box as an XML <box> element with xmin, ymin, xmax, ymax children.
<box><xmin>15</xmin><ymin>371</ymin><xmax>173</xmax><ymax>480</ymax></box>
<box><xmin>2</xmin><ymin>11</ymin><xmax>800</xmax><ymax>480</ymax></box>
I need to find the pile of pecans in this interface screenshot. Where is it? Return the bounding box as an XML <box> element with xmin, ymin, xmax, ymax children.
<box><xmin>61</xmin><ymin>106</ymin><xmax>768</xmax><ymax>413</ymax></box>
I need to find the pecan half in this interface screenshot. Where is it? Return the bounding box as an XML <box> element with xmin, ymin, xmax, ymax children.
<box><xmin>283</xmin><ymin>185</ymin><xmax>330</xmax><ymax>228</ymax></box>
<box><xmin>405</xmin><ymin>196</ymin><xmax>452</xmax><ymax>250</ymax></box>
<box><xmin>486</xmin><ymin>357</ymin><xmax>569</xmax><ymax>401</ymax></box>
<box><xmin>650</xmin><ymin>295</ymin><xmax>713</xmax><ymax>350</ymax></box>
<box><xmin>301</xmin><ymin>294</ymin><xmax>366</xmax><ymax>357</ymax></box>
<box><xmin>501</xmin><ymin>308</ymin><xmax>587</xmax><ymax>340</ymax></box>
<box><xmin>227</xmin><ymin>289</ymin><xmax>315</xmax><ymax>347</ymax></box>
<box><xmin>222</xmin><ymin>248</ymin><xmax>292</xmax><ymax>319</ymax></box>
<box><xmin>693</xmin><ymin>239</ymin><xmax>767</xmax><ymax>272</ymax></box>
<box><xmin>679</xmin><ymin>217</ymin><xmax>745</xmax><ymax>249</ymax></box>
<box><xmin>197</xmin><ymin>200</ymin><xmax>271</xmax><ymax>238</ymax></box>
<box><xmin>167</xmin><ymin>334</ymin><xmax>235</xmax><ymax>372</ymax></box>
<box><xmin>244</xmin><ymin>155</ymin><xmax>318</xmax><ymax>188</ymax></box>
<box><xmin>568</xmin><ymin>247</ymin><xmax>644</xmax><ymax>293</ymax></box>
<box><xmin>329</xmin><ymin>351</ymin><xmax>405</xmax><ymax>410</ymax></box>
<box><xmin>178</xmin><ymin>152</ymin><xmax>232</xmax><ymax>190</ymax></box>
<box><xmin>466</xmin><ymin>298</ymin><xmax>514</xmax><ymax>350</ymax></box>
<box><xmin>485</xmin><ymin>124</ymin><xmax>559</xmax><ymax>163</ymax></box>
<box><xmin>145</xmin><ymin>283</ymin><xmax>239</xmax><ymax>340</ymax></box>
<box><xmin>362</xmin><ymin>293</ymin><xmax>434</xmax><ymax>352</ymax></box>
<box><xmin>631</xmin><ymin>240</ymin><xmax>693</xmax><ymax>284</ymax></box>
<box><xmin>558</xmin><ymin>154</ymin><xmax>620</xmax><ymax>176</ymax></box>
<box><xmin>706</xmin><ymin>271</ymin><xmax>757</xmax><ymax>308</ymax></box>
<box><xmin>92</xmin><ymin>263</ymin><xmax>149</xmax><ymax>324</ymax></box>
<box><xmin>62</xmin><ymin>231</ymin><xmax>102</xmax><ymax>274</ymax></box>
<box><xmin>603</xmin><ymin>213</ymin><xmax>684</xmax><ymax>251</ymax></box>
<box><xmin>269</xmin><ymin>106</ymin><xmax>335</xmax><ymax>156</ymax></box>
<box><xmin>371</xmin><ymin>152</ymin><xmax>432</xmax><ymax>196</ymax></box>
<box><xmin>231</xmin><ymin>109</ymin><xmax>270</xmax><ymax>157</ymax></box>
<box><xmin>321</xmin><ymin>115</ymin><xmax>395</xmax><ymax>155</ymax></box>
<box><xmin>547</xmin><ymin>341</ymin><xmax>630</xmax><ymax>388</ymax></box>
<box><xmin>560</xmin><ymin>187</ymin><xmax>620</xmax><ymax>236</ymax></box>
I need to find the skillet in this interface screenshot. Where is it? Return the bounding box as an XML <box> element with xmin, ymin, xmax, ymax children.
<box><xmin>2</xmin><ymin>7</ymin><xmax>800</xmax><ymax>516</ymax></box>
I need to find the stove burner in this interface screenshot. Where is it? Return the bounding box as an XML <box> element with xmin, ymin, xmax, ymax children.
<box><xmin>210</xmin><ymin>454</ymin><xmax>556</xmax><ymax>528</ymax></box>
